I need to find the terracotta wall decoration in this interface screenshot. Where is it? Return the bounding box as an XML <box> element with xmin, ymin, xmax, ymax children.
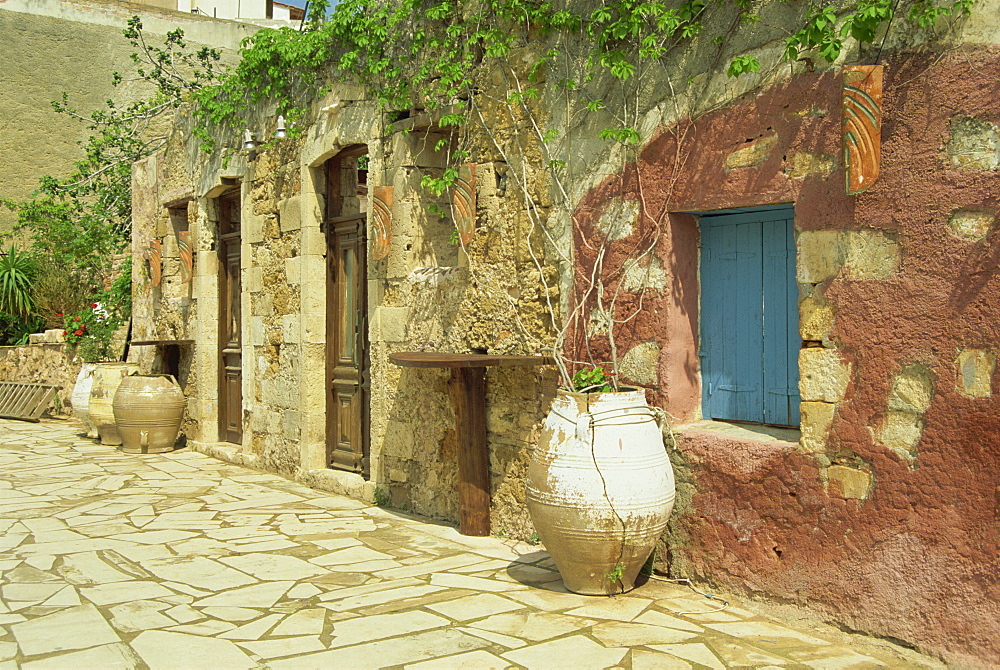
<box><xmin>451</xmin><ymin>163</ymin><xmax>477</xmax><ymax>245</ymax></box>
<box><xmin>149</xmin><ymin>239</ymin><xmax>162</xmax><ymax>287</ymax></box>
<box><xmin>371</xmin><ymin>186</ymin><xmax>393</xmax><ymax>260</ymax></box>
<box><xmin>843</xmin><ymin>65</ymin><xmax>883</xmax><ymax>195</ymax></box>
<box><xmin>177</xmin><ymin>230</ymin><xmax>193</xmax><ymax>283</ymax></box>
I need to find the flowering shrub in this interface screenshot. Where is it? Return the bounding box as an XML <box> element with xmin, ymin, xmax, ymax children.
<box><xmin>63</xmin><ymin>300</ymin><xmax>125</xmax><ymax>362</ymax></box>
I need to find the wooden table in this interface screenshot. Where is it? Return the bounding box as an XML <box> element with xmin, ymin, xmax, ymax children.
<box><xmin>389</xmin><ymin>352</ymin><xmax>553</xmax><ymax>536</ymax></box>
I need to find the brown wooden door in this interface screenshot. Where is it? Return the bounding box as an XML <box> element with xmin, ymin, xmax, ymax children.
<box><xmin>218</xmin><ymin>192</ymin><xmax>243</xmax><ymax>444</ymax></box>
<box><xmin>326</xmin><ymin>150</ymin><xmax>369</xmax><ymax>474</ymax></box>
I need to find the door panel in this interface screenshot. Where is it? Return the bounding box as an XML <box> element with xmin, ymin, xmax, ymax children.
<box><xmin>219</xmin><ymin>193</ymin><xmax>243</xmax><ymax>444</ymax></box>
<box><xmin>701</xmin><ymin>206</ymin><xmax>799</xmax><ymax>426</ymax></box>
<box><xmin>326</xmin><ymin>149</ymin><xmax>370</xmax><ymax>474</ymax></box>
<box><xmin>762</xmin><ymin>213</ymin><xmax>801</xmax><ymax>425</ymax></box>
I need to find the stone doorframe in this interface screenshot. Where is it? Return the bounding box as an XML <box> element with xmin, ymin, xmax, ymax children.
<box><xmin>192</xmin><ymin>178</ymin><xmax>250</xmax><ymax>446</ymax></box>
<box><xmin>295</xmin><ymin>97</ymin><xmax>381</xmax><ymax>501</ymax></box>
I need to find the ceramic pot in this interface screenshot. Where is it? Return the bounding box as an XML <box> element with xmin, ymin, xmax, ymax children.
<box><xmin>71</xmin><ymin>363</ymin><xmax>98</xmax><ymax>438</ymax></box>
<box><xmin>113</xmin><ymin>374</ymin><xmax>185</xmax><ymax>454</ymax></box>
<box><xmin>526</xmin><ymin>388</ymin><xmax>675</xmax><ymax>595</ymax></box>
<box><xmin>88</xmin><ymin>362</ymin><xmax>140</xmax><ymax>445</ymax></box>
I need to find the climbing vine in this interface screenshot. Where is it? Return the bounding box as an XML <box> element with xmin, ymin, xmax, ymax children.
<box><xmin>184</xmin><ymin>0</ymin><xmax>976</xmax><ymax>384</ymax></box>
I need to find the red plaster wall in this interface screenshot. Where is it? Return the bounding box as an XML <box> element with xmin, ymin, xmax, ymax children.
<box><xmin>571</xmin><ymin>49</ymin><xmax>1000</xmax><ymax>666</ymax></box>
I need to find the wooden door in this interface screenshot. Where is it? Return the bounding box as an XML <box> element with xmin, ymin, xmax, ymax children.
<box><xmin>700</xmin><ymin>205</ymin><xmax>800</xmax><ymax>426</ymax></box>
<box><xmin>326</xmin><ymin>150</ymin><xmax>370</xmax><ymax>473</ymax></box>
<box><xmin>218</xmin><ymin>192</ymin><xmax>243</xmax><ymax>444</ymax></box>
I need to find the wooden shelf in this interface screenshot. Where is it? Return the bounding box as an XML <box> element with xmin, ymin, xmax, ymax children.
<box><xmin>389</xmin><ymin>352</ymin><xmax>552</xmax><ymax>369</ymax></box>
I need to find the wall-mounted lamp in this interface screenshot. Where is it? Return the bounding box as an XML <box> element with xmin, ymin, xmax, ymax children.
<box><xmin>275</xmin><ymin>115</ymin><xmax>288</xmax><ymax>139</ymax></box>
<box><xmin>242</xmin><ymin>129</ymin><xmax>258</xmax><ymax>151</ymax></box>
<box><xmin>242</xmin><ymin>129</ymin><xmax>258</xmax><ymax>161</ymax></box>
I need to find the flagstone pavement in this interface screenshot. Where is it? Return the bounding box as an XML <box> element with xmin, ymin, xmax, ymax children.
<box><xmin>0</xmin><ymin>418</ymin><xmax>944</xmax><ymax>670</ymax></box>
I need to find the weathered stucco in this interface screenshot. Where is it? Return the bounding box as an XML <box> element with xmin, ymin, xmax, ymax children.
<box><xmin>568</xmin><ymin>47</ymin><xmax>1000</xmax><ymax>665</ymax></box>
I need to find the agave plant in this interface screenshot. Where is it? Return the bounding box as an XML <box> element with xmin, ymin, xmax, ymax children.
<box><xmin>0</xmin><ymin>245</ymin><xmax>37</xmax><ymax>318</ymax></box>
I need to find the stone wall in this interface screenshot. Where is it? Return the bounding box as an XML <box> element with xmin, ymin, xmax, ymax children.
<box><xmin>0</xmin><ymin>0</ymin><xmax>257</xmax><ymax>231</ymax></box>
<box><xmin>131</xmin><ymin>82</ymin><xmax>558</xmax><ymax>533</ymax></box>
<box><xmin>0</xmin><ymin>344</ymin><xmax>80</xmax><ymax>414</ymax></box>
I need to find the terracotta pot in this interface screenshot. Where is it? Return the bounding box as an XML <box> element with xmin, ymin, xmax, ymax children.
<box><xmin>113</xmin><ymin>375</ymin><xmax>185</xmax><ymax>454</ymax></box>
<box><xmin>88</xmin><ymin>362</ymin><xmax>140</xmax><ymax>445</ymax></box>
<box><xmin>526</xmin><ymin>388</ymin><xmax>675</xmax><ymax>595</ymax></box>
<box><xmin>71</xmin><ymin>363</ymin><xmax>98</xmax><ymax>438</ymax></box>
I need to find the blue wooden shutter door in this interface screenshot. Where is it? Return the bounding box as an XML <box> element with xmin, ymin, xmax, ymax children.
<box><xmin>762</xmin><ymin>210</ymin><xmax>801</xmax><ymax>426</ymax></box>
<box><xmin>701</xmin><ymin>212</ymin><xmax>764</xmax><ymax>422</ymax></box>
<box><xmin>701</xmin><ymin>206</ymin><xmax>799</xmax><ymax>425</ymax></box>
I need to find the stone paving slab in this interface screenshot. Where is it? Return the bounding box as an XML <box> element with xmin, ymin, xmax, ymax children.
<box><xmin>0</xmin><ymin>419</ymin><xmax>946</xmax><ymax>669</ymax></box>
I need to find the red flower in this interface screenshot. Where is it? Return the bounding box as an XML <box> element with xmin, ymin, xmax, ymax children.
<box><xmin>73</xmin><ymin>316</ymin><xmax>81</xmax><ymax>322</ymax></box>
<box><xmin>90</xmin><ymin>303</ymin><xmax>98</xmax><ymax>308</ymax></box>
<box><xmin>62</xmin><ymin>330</ymin><xmax>67</xmax><ymax>336</ymax></box>
<box><xmin>56</xmin><ymin>312</ymin><xmax>63</xmax><ymax>317</ymax></box>
<box><xmin>74</xmin><ymin>329</ymin><xmax>84</xmax><ymax>336</ymax></box>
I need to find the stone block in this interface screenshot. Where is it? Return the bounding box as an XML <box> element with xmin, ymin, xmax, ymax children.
<box><xmin>387</xmin><ymin>132</ymin><xmax>450</xmax><ymax>169</ymax></box>
<box><xmin>243</xmin><ymin>212</ymin><xmax>264</xmax><ymax>244</ymax></box>
<box><xmin>948</xmin><ymin>209</ymin><xmax>995</xmax><ymax>242</ymax></box>
<box><xmin>799</xmin><ymin>347</ymin><xmax>851</xmax><ymax>402</ymax></box>
<box><xmin>876</xmin><ymin>410</ymin><xmax>923</xmax><ymax>458</ymax></box>
<box><xmin>282</xmin><ymin>315</ymin><xmax>300</xmax><ymax>344</ymax></box>
<box><xmin>621</xmin><ymin>256</ymin><xmax>668</xmax><ymax>292</ymax></box>
<box><xmin>301</xmin><ymin>311</ymin><xmax>325</xmax><ymax>345</ymax></box>
<box><xmin>843</xmin><ymin>230</ymin><xmax>899</xmax><ymax>280</ymax></box>
<box><xmin>595</xmin><ymin>198</ymin><xmax>638</xmax><ymax>242</ymax></box>
<box><xmin>284</xmin><ymin>257</ymin><xmax>302</xmax><ymax>285</ymax></box>
<box><xmin>383</xmin><ymin>420</ymin><xmax>415</xmax><ymax>460</ymax></box>
<box><xmin>299</xmin><ymin>255</ymin><xmax>326</xmax><ymax>283</ymax></box>
<box><xmin>799</xmin><ymin>296</ymin><xmax>834</xmax><ymax>341</ymax></box>
<box><xmin>248</xmin><ymin>317</ymin><xmax>265</xmax><ymax>346</ymax></box>
<box><xmin>243</xmin><ymin>267</ymin><xmax>263</xmax><ymax>293</ymax></box>
<box><xmin>888</xmin><ymin>364</ymin><xmax>933</xmax><ymax>413</ymax></box>
<box><xmin>300</xmin><ymin>281</ymin><xmax>326</xmax><ymax>317</ymax></box>
<box><xmin>797</xmin><ymin>230</ymin><xmax>844</xmax><ymax>283</ymax></box>
<box><xmin>956</xmin><ymin>348</ymin><xmax>995</xmax><ymax>398</ymax></box>
<box><xmin>377</xmin><ymin>306</ymin><xmax>411</xmax><ymax>343</ymax></box>
<box><xmin>784</xmin><ymin>152</ymin><xmax>835</xmax><ymax>179</ymax></box>
<box><xmin>827</xmin><ymin>465</ymin><xmax>872</xmax><ymax>500</ymax></box>
<box><xmin>301</xmin><ymin>227</ymin><xmax>326</xmax><ymax>257</ymax></box>
<box><xmin>725</xmin><ymin>134</ymin><xmax>778</xmax><ymax>169</ymax></box>
<box><xmin>800</xmin><ymin>401</ymin><xmax>835</xmax><ymax>453</ymax></box>
<box><xmin>947</xmin><ymin>116</ymin><xmax>1000</xmax><ymax>170</ymax></box>
<box><xmin>43</xmin><ymin>329</ymin><xmax>66</xmax><ymax>343</ymax></box>
<box><xmin>618</xmin><ymin>341</ymin><xmax>661</xmax><ymax>386</ymax></box>
<box><xmin>279</xmin><ymin>196</ymin><xmax>301</xmax><ymax>232</ymax></box>
<box><xmin>27</xmin><ymin>333</ymin><xmax>45</xmax><ymax>345</ymax></box>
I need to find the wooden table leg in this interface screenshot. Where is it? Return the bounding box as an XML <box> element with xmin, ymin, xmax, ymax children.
<box><xmin>449</xmin><ymin>367</ymin><xmax>490</xmax><ymax>536</ymax></box>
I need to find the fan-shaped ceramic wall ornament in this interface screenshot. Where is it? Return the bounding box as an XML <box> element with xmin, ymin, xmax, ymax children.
<box><xmin>451</xmin><ymin>163</ymin><xmax>477</xmax><ymax>245</ymax></box>
<box><xmin>843</xmin><ymin>65</ymin><xmax>883</xmax><ymax>196</ymax></box>
<box><xmin>149</xmin><ymin>240</ymin><xmax>162</xmax><ymax>287</ymax></box>
<box><xmin>371</xmin><ymin>186</ymin><xmax>393</xmax><ymax>260</ymax></box>
<box><xmin>177</xmin><ymin>230</ymin><xmax>193</xmax><ymax>283</ymax></box>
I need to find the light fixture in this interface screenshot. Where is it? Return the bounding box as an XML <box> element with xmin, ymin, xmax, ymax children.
<box><xmin>275</xmin><ymin>115</ymin><xmax>288</xmax><ymax>139</ymax></box>
<box><xmin>242</xmin><ymin>129</ymin><xmax>257</xmax><ymax>151</ymax></box>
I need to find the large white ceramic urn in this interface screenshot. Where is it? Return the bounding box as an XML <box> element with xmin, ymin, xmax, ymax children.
<box><xmin>526</xmin><ymin>388</ymin><xmax>675</xmax><ymax>595</ymax></box>
<box><xmin>71</xmin><ymin>363</ymin><xmax>98</xmax><ymax>438</ymax></box>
